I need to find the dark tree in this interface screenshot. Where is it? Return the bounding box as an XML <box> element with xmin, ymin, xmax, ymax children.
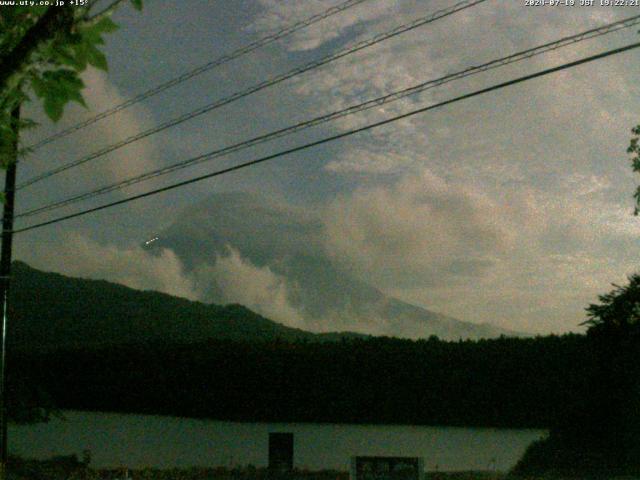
<box><xmin>514</xmin><ymin>276</ymin><xmax>640</xmax><ymax>477</ymax></box>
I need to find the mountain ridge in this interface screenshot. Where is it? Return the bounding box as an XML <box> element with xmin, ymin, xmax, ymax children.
<box><xmin>7</xmin><ymin>261</ymin><xmax>368</xmax><ymax>352</ymax></box>
<box><xmin>6</xmin><ymin>260</ymin><xmax>524</xmax><ymax>353</ymax></box>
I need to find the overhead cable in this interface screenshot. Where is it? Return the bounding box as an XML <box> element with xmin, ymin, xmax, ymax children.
<box><xmin>26</xmin><ymin>0</ymin><xmax>372</xmax><ymax>151</ymax></box>
<box><xmin>18</xmin><ymin>0</ymin><xmax>487</xmax><ymax>190</ymax></box>
<box><xmin>16</xmin><ymin>13</ymin><xmax>640</xmax><ymax>219</ymax></box>
<box><xmin>13</xmin><ymin>40</ymin><xmax>640</xmax><ymax>234</ymax></box>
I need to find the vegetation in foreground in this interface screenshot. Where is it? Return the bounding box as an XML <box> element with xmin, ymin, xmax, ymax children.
<box><xmin>512</xmin><ymin>275</ymin><xmax>640</xmax><ymax>477</ymax></box>
<box><xmin>6</xmin><ymin>456</ymin><xmax>507</xmax><ymax>480</ymax></box>
<box><xmin>12</xmin><ymin>455</ymin><xmax>640</xmax><ymax>480</ymax></box>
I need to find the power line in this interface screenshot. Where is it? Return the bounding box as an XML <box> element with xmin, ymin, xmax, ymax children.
<box><xmin>17</xmin><ymin>0</ymin><xmax>487</xmax><ymax>190</ymax></box>
<box><xmin>12</xmin><ymin>40</ymin><xmax>640</xmax><ymax>235</ymax></box>
<box><xmin>15</xmin><ymin>13</ymin><xmax>640</xmax><ymax>219</ymax></box>
<box><xmin>26</xmin><ymin>0</ymin><xmax>372</xmax><ymax>151</ymax></box>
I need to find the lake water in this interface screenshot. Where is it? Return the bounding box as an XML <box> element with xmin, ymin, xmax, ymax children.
<box><xmin>8</xmin><ymin>411</ymin><xmax>546</xmax><ymax>472</ymax></box>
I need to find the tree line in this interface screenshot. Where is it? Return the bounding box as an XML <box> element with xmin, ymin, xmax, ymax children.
<box><xmin>9</xmin><ymin>333</ymin><xmax>591</xmax><ymax>429</ymax></box>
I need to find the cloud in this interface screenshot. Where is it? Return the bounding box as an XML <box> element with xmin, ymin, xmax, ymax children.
<box><xmin>16</xmin><ymin>177</ymin><xmax>640</xmax><ymax>337</ymax></box>
<box><xmin>250</xmin><ymin>0</ymin><xmax>400</xmax><ymax>51</ymax></box>
<box><xmin>20</xmin><ymin>68</ymin><xmax>163</xmax><ymax>211</ymax></box>
<box><xmin>79</xmin><ymin>69</ymin><xmax>160</xmax><ymax>186</ymax></box>
<box><xmin>192</xmin><ymin>246</ymin><xmax>306</xmax><ymax>329</ymax></box>
<box><xmin>18</xmin><ymin>233</ymin><xmax>307</xmax><ymax>330</ymax></box>
<box><xmin>453</xmin><ymin>199</ymin><xmax>635</xmax><ymax>333</ymax></box>
<box><xmin>319</xmin><ymin>165</ymin><xmax>640</xmax><ymax>333</ymax></box>
<box><xmin>244</xmin><ymin>0</ymin><xmax>640</xmax><ymax>334</ymax></box>
<box><xmin>251</xmin><ymin>0</ymin><xmax>639</xmax><ymax>180</ymax></box>
<box><xmin>322</xmin><ymin>169</ymin><xmax>509</xmax><ymax>288</ymax></box>
<box><xmin>14</xmin><ymin>2</ymin><xmax>640</xmax><ymax>338</ymax></box>
<box><xmin>325</xmin><ymin>149</ymin><xmax>416</xmax><ymax>174</ymax></box>
<box><xmin>21</xmin><ymin>233</ymin><xmax>199</xmax><ymax>301</ymax></box>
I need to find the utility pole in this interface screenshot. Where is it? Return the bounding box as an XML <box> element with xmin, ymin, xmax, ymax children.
<box><xmin>0</xmin><ymin>106</ymin><xmax>20</xmax><ymax>479</ymax></box>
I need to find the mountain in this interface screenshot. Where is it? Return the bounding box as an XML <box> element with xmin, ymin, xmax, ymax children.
<box><xmin>146</xmin><ymin>192</ymin><xmax>524</xmax><ymax>340</ymax></box>
<box><xmin>7</xmin><ymin>261</ymin><xmax>365</xmax><ymax>351</ymax></box>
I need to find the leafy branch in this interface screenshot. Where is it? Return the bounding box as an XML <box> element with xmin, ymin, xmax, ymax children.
<box><xmin>0</xmin><ymin>0</ymin><xmax>143</xmax><ymax>168</ymax></box>
<box><xmin>628</xmin><ymin>124</ymin><xmax>640</xmax><ymax>215</ymax></box>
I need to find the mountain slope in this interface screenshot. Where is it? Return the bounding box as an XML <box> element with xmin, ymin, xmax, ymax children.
<box><xmin>7</xmin><ymin>261</ymin><xmax>364</xmax><ymax>351</ymax></box>
<box><xmin>147</xmin><ymin>192</ymin><xmax>523</xmax><ymax>340</ymax></box>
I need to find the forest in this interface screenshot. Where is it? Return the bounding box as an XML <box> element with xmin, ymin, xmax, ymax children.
<box><xmin>9</xmin><ymin>333</ymin><xmax>590</xmax><ymax>429</ymax></box>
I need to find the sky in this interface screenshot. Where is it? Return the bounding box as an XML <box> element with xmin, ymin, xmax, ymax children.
<box><xmin>8</xmin><ymin>0</ymin><xmax>640</xmax><ymax>335</ymax></box>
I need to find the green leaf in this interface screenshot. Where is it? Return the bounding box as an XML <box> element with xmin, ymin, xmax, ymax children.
<box><xmin>27</xmin><ymin>68</ymin><xmax>87</xmax><ymax>121</ymax></box>
<box><xmin>86</xmin><ymin>44</ymin><xmax>108</xmax><ymax>71</ymax></box>
<box><xmin>0</xmin><ymin>0</ymin><xmax>141</xmax><ymax>132</ymax></box>
<box><xmin>70</xmin><ymin>42</ymin><xmax>89</xmax><ymax>70</ymax></box>
<box><xmin>78</xmin><ymin>17</ymin><xmax>118</xmax><ymax>48</ymax></box>
<box><xmin>43</xmin><ymin>95</ymin><xmax>65</xmax><ymax>122</ymax></box>
<box><xmin>51</xmin><ymin>70</ymin><xmax>86</xmax><ymax>106</ymax></box>
<box><xmin>68</xmin><ymin>88</ymin><xmax>87</xmax><ymax>108</ymax></box>
<box><xmin>29</xmin><ymin>75</ymin><xmax>47</xmax><ymax>99</ymax></box>
<box><xmin>51</xmin><ymin>44</ymin><xmax>84</xmax><ymax>70</ymax></box>
<box><xmin>51</xmin><ymin>68</ymin><xmax>84</xmax><ymax>88</ymax></box>
<box><xmin>90</xmin><ymin>16</ymin><xmax>119</xmax><ymax>36</ymax></box>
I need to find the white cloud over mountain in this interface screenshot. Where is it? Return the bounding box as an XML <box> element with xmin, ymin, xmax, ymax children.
<box><xmin>323</xmin><ymin>169</ymin><xmax>508</xmax><ymax>288</ymax></box>
<box><xmin>12</xmin><ymin>0</ymin><xmax>640</xmax><ymax>337</ymax></box>
<box><xmin>192</xmin><ymin>246</ymin><xmax>306</xmax><ymax>329</ymax></box>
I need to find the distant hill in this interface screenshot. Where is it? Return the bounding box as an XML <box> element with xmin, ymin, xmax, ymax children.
<box><xmin>149</xmin><ymin>192</ymin><xmax>525</xmax><ymax>340</ymax></box>
<box><xmin>7</xmin><ymin>261</ymin><xmax>365</xmax><ymax>351</ymax></box>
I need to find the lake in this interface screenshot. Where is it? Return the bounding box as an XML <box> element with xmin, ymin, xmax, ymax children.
<box><xmin>8</xmin><ymin>411</ymin><xmax>546</xmax><ymax>472</ymax></box>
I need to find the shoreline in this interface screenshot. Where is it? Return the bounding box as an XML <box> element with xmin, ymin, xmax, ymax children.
<box><xmin>8</xmin><ymin>457</ymin><xmax>507</xmax><ymax>480</ymax></box>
